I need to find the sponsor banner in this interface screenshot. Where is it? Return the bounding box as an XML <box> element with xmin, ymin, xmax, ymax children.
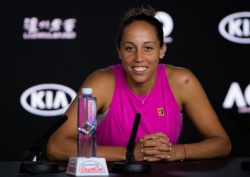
<box><xmin>218</xmin><ymin>11</ymin><xmax>250</xmax><ymax>44</ymax></box>
<box><xmin>66</xmin><ymin>157</ymin><xmax>109</xmax><ymax>176</ymax></box>
<box><xmin>20</xmin><ymin>83</ymin><xmax>76</xmax><ymax>116</ymax></box>
<box><xmin>23</xmin><ymin>17</ymin><xmax>77</xmax><ymax>40</ymax></box>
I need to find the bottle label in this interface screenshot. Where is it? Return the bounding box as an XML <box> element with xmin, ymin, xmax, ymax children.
<box><xmin>88</xmin><ymin>99</ymin><xmax>96</xmax><ymax>124</ymax></box>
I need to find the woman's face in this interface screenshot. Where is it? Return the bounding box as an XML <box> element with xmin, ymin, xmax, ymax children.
<box><xmin>118</xmin><ymin>20</ymin><xmax>166</xmax><ymax>87</ymax></box>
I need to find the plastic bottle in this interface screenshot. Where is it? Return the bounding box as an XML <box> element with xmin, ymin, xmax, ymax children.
<box><xmin>77</xmin><ymin>88</ymin><xmax>97</xmax><ymax>157</ymax></box>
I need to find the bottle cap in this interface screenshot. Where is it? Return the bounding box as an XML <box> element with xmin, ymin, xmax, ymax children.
<box><xmin>82</xmin><ymin>88</ymin><xmax>92</xmax><ymax>95</ymax></box>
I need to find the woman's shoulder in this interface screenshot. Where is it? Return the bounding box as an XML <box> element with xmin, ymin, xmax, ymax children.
<box><xmin>164</xmin><ymin>64</ymin><xmax>194</xmax><ymax>78</ymax></box>
<box><xmin>87</xmin><ymin>66</ymin><xmax>114</xmax><ymax>80</ymax></box>
<box><xmin>83</xmin><ymin>66</ymin><xmax>115</xmax><ymax>90</ymax></box>
<box><xmin>84</xmin><ymin>66</ymin><xmax>115</xmax><ymax>113</ymax></box>
<box><xmin>163</xmin><ymin>64</ymin><xmax>199</xmax><ymax>88</ymax></box>
<box><xmin>163</xmin><ymin>64</ymin><xmax>202</xmax><ymax>110</ymax></box>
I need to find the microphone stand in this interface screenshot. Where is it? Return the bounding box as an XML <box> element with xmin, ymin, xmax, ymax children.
<box><xmin>230</xmin><ymin>112</ymin><xmax>250</xmax><ymax>171</ymax></box>
<box><xmin>20</xmin><ymin>115</ymin><xmax>68</xmax><ymax>174</ymax></box>
<box><xmin>111</xmin><ymin>113</ymin><xmax>151</xmax><ymax>173</ymax></box>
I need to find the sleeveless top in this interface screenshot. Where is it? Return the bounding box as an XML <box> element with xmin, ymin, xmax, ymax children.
<box><xmin>96</xmin><ymin>64</ymin><xmax>182</xmax><ymax>146</ymax></box>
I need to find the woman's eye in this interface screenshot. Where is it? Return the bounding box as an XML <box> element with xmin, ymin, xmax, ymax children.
<box><xmin>144</xmin><ymin>46</ymin><xmax>153</xmax><ymax>51</ymax></box>
<box><xmin>125</xmin><ymin>46</ymin><xmax>134</xmax><ymax>52</ymax></box>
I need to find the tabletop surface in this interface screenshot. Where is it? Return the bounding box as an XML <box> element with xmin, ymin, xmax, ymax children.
<box><xmin>1</xmin><ymin>157</ymin><xmax>250</xmax><ymax>177</ymax></box>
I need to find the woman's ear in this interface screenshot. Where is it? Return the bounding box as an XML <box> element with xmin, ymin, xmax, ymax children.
<box><xmin>160</xmin><ymin>44</ymin><xmax>167</xmax><ymax>59</ymax></box>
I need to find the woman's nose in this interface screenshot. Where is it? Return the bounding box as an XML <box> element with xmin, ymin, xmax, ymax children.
<box><xmin>134</xmin><ymin>50</ymin><xmax>144</xmax><ymax>62</ymax></box>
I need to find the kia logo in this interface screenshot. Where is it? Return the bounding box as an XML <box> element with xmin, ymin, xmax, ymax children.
<box><xmin>218</xmin><ymin>11</ymin><xmax>250</xmax><ymax>44</ymax></box>
<box><xmin>20</xmin><ymin>83</ymin><xmax>76</xmax><ymax>116</ymax></box>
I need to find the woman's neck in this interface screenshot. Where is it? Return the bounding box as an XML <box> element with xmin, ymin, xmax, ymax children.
<box><xmin>126</xmin><ymin>77</ymin><xmax>156</xmax><ymax>95</ymax></box>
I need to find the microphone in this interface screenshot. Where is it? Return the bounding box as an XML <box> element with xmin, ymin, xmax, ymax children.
<box><xmin>126</xmin><ymin>112</ymin><xmax>141</xmax><ymax>164</ymax></box>
<box><xmin>111</xmin><ymin>113</ymin><xmax>151</xmax><ymax>173</ymax></box>
<box><xmin>20</xmin><ymin>115</ymin><xmax>68</xmax><ymax>174</ymax></box>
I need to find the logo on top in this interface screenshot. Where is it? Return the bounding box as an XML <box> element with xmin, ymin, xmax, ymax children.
<box><xmin>23</xmin><ymin>17</ymin><xmax>77</xmax><ymax>40</ymax></box>
<box><xmin>79</xmin><ymin>160</ymin><xmax>105</xmax><ymax>173</ymax></box>
<box><xmin>223</xmin><ymin>82</ymin><xmax>250</xmax><ymax>113</ymax></box>
<box><xmin>20</xmin><ymin>83</ymin><xmax>76</xmax><ymax>116</ymax></box>
<box><xmin>155</xmin><ymin>11</ymin><xmax>174</xmax><ymax>43</ymax></box>
<box><xmin>218</xmin><ymin>12</ymin><xmax>250</xmax><ymax>44</ymax></box>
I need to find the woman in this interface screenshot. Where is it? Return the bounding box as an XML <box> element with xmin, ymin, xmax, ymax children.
<box><xmin>47</xmin><ymin>7</ymin><xmax>231</xmax><ymax>162</ymax></box>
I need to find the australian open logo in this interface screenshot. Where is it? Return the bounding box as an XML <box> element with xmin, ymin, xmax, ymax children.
<box><xmin>155</xmin><ymin>11</ymin><xmax>174</xmax><ymax>44</ymax></box>
<box><xmin>79</xmin><ymin>160</ymin><xmax>105</xmax><ymax>173</ymax></box>
<box><xmin>20</xmin><ymin>83</ymin><xmax>76</xmax><ymax>116</ymax></box>
<box><xmin>223</xmin><ymin>82</ymin><xmax>250</xmax><ymax>113</ymax></box>
<box><xmin>218</xmin><ymin>11</ymin><xmax>250</xmax><ymax>44</ymax></box>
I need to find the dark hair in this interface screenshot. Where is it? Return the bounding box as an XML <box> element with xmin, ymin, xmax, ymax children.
<box><xmin>117</xmin><ymin>7</ymin><xmax>164</xmax><ymax>48</ymax></box>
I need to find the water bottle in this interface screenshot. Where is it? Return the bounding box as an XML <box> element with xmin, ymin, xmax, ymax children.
<box><xmin>77</xmin><ymin>88</ymin><xmax>97</xmax><ymax>157</ymax></box>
